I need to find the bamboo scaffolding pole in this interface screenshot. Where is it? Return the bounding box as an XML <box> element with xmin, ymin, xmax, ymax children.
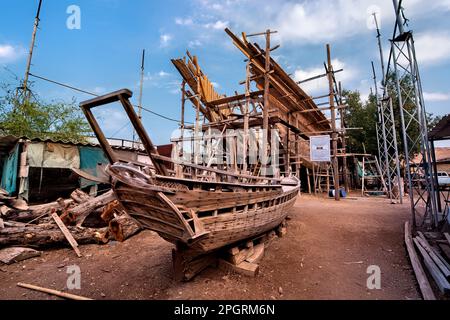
<box><xmin>262</xmin><ymin>29</ymin><xmax>271</xmax><ymax>172</ymax></box>
<box><xmin>339</xmin><ymin>82</ymin><xmax>349</xmax><ymax>193</ymax></box>
<box><xmin>17</xmin><ymin>282</ymin><xmax>93</xmax><ymax>300</ymax></box>
<box><xmin>326</xmin><ymin>44</ymin><xmax>340</xmax><ymax>200</ymax></box>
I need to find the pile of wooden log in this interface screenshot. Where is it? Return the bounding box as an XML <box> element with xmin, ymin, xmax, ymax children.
<box><xmin>0</xmin><ymin>189</ymin><xmax>141</xmax><ymax>254</ymax></box>
<box><xmin>404</xmin><ymin>221</ymin><xmax>450</xmax><ymax>299</ymax></box>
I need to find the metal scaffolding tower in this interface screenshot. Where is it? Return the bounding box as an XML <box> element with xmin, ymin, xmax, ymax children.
<box><xmin>372</xmin><ymin>13</ymin><xmax>403</xmax><ymax>204</ymax></box>
<box><xmin>387</xmin><ymin>0</ymin><xmax>439</xmax><ymax>227</ymax></box>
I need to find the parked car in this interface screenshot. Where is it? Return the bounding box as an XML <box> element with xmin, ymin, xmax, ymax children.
<box><xmin>437</xmin><ymin>171</ymin><xmax>450</xmax><ymax>186</ymax></box>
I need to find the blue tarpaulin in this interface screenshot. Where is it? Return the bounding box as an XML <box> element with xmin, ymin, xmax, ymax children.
<box><xmin>1</xmin><ymin>144</ymin><xmax>19</xmax><ymax>195</ymax></box>
<box><xmin>79</xmin><ymin>146</ymin><xmax>109</xmax><ymax>188</ymax></box>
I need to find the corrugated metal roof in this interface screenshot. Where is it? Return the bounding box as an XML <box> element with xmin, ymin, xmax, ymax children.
<box><xmin>0</xmin><ymin>135</ymin><xmax>20</xmax><ymax>157</ymax></box>
<box><xmin>413</xmin><ymin>147</ymin><xmax>450</xmax><ymax>163</ymax></box>
<box><xmin>429</xmin><ymin>114</ymin><xmax>450</xmax><ymax>141</ymax></box>
<box><xmin>0</xmin><ymin>135</ymin><xmax>147</xmax><ymax>156</ymax></box>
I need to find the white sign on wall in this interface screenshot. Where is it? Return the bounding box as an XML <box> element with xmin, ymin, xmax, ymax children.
<box><xmin>310</xmin><ymin>135</ymin><xmax>331</xmax><ymax>162</ymax></box>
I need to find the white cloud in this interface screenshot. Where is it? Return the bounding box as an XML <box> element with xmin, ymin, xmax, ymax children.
<box><xmin>160</xmin><ymin>34</ymin><xmax>173</xmax><ymax>47</ymax></box>
<box><xmin>211</xmin><ymin>81</ymin><xmax>220</xmax><ymax>88</ymax></box>
<box><xmin>94</xmin><ymin>107</ymin><xmax>133</xmax><ymax>139</ymax></box>
<box><xmin>158</xmin><ymin>71</ymin><xmax>170</xmax><ymax>77</ymax></box>
<box><xmin>175</xmin><ymin>17</ymin><xmax>193</xmax><ymax>26</ymax></box>
<box><xmin>188</xmin><ymin>39</ymin><xmax>203</xmax><ymax>48</ymax></box>
<box><xmin>204</xmin><ymin>20</ymin><xmax>228</xmax><ymax>30</ymax></box>
<box><xmin>294</xmin><ymin>59</ymin><xmax>357</xmax><ymax>95</ymax></box>
<box><xmin>414</xmin><ymin>32</ymin><xmax>450</xmax><ymax>66</ymax></box>
<box><xmin>357</xmin><ymin>79</ymin><xmax>372</xmax><ymax>103</ymax></box>
<box><xmin>141</xmin><ymin>71</ymin><xmax>178</xmax><ymax>94</ymax></box>
<box><xmin>143</xmin><ymin>71</ymin><xmax>171</xmax><ymax>83</ymax></box>
<box><xmin>195</xmin><ymin>0</ymin><xmax>450</xmax><ymax>44</ymax></box>
<box><xmin>92</xmin><ymin>86</ymin><xmax>106</xmax><ymax>94</ymax></box>
<box><xmin>0</xmin><ymin>44</ymin><xmax>26</xmax><ymax>63</ymax></box>
<box><xmin>423</xmin><ymin>91</ymin><xmax>450</xmax><ymax>102</ymax></box>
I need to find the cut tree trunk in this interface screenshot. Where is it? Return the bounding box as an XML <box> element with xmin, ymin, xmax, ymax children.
<box><xmin>2</xmin><ymin>199</ymin><xmax>73</xmax><ymax>223</ymax></box>
<box><xmin>0</xmin><ymin>224</ymin><xmax>109</xmax><ymax>248</ymax></box>
<box><xmin>70</xmin><ymin>189</ymin><xmax>91</xmax><ymax>204</ymax></box>
<box><xmin>108</xmin><ymin>215</ymin><xmax>141</xmax><ymax>242</ymax></box>
<box><xmin>71</xmin><ymin>190</ymin><xmax>115</xmax><ymax>227</ymax></box>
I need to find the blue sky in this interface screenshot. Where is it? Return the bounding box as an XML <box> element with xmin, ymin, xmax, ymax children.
<box><xmin>1</xmin><ymin>0</ymin><xmax>450</xmax><ymax>146</ymax></box>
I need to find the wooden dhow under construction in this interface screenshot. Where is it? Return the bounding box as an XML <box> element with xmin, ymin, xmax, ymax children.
<box><xmin>80</xmin><ymin>29</ymin><xmax>343</xmax><ymax>280</ymax></box>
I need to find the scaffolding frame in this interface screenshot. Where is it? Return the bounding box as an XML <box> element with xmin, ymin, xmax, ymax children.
<box><xmin>372</xmin><ymin>13</ymin><xmax>403</xmax><ymax>204</ymax></box>
<box><xmin>387</xmin><ymin>0</ymin><xmax>439</xmax><ymax>227</ymax></box>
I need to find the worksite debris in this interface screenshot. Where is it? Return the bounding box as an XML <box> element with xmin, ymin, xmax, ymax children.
<box><xmin>0</xmin><ymin>188</ymin><xmax>141</xmax><ymax>261</ymax></box>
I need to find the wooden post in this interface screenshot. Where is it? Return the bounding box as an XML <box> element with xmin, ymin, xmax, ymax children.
<box><xmin>243</xmin><ymin>61</ymin><xmax>250</xmax><ymax>173</ymax></box>
<box><xmin>17</xmin><ymin>282</ymin><xmax>93</xmax><ymax>300</ymax></box>
<box><xmin>263</xmin><ymin>29</ymin><xmax>271</xmax><ymax>174</ymax></box>
<box><xmin>339</xmin><ymin>81</ymin><xmax>349</xmax><ymax>193</ymax></box>
<box><xmin>361</xmin><ymin>156</ymin><xmax>365</xmax><ymax>196</ymax></box>
<box><xmin>194</xmin><ymin>57</ymin><xmax>201</xmax><ymax>166</ymax></box>
<box><xmin>286</xmin><ymin>114</ymin><xmax>291</xmax><ymax>176</ymax></box>
<box><xmin>326</xmin><ymin>163</ymin><xmax>330</xmax><ymax>193</ymax></box>
<box><xmin>51</xmin><ymin>212</ymin><xmax>82</xmax><ymax>257</ymax></box>
<box><xmin>312</xmin><ymin>163</ymin><xmax>317</xmax><ymax>195</ymax></box>
<box><xmin>404</xmin><ymin>222</ymin><xmax>436</xmax><ymax>300</ymax></box>
<box><xmin>177</xmin><ymin>80</ymin><xmax>186</xmax><ymax>177</ymax></box>
<box><xmin>326</xmin><ymin>44</ymin><xmax>340</xmax><ymax>201</ymax></box>
<box><xmin>306</xmin><ymin>168</ymin><xmax>311</xmax><ymax>194</ymax></box>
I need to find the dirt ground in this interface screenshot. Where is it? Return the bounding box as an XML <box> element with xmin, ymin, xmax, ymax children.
<box><xmin>0</xmin><ymin>193</ymin><xmax>420</xmax><ymax>300</ymax></box>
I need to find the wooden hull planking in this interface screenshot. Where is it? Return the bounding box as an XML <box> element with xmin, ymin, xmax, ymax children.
<box><xmin>111</xmin><ymin>171</ymin><xmax>299</xmax><ymax>253</ymax></box>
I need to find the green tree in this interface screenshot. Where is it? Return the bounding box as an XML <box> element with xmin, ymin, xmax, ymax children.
<box><xmin>0</xmin><ymin>84</ymin><xmax>91</xmax><ymax>142</ymax></box>
<box><xmin>342</xmin><ymin>90</ymin><xmax>378</xmax><ymax>156</ymax></box>
<box><xmin>342</xmin><ymin>78</ymin><xmax>442</xmax><ymax>158</ymax></box>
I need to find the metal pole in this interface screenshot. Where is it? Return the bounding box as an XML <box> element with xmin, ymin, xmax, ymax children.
<box><xmin>374</xmin><ymin>10</ymin><xmax>403</xmax><ymax>203</ymax></box>
<box><xmin>373</xmin><ymin>13</ymin><xmax>386</xmax><ymax>86</ymax></box>
<box><xmin>392</xmin><ymin>0</ymin><xmax>405</xmax><ymax>35</ymax></box>
<box><xmin>372</xmin><ymin>61</ymin><xmax>393</xmax><ymax>202</ymax></box>
<box><xmin>138</xmin><ymin>49</ymin><xmax>145</xmax><ymax>122</ymax></box>
<box><xmin>391</xmin><ymin>41</ymin><xmax>415</xmax><ymax>227</ymax></box>
<box><xmin>133</xmin><ymin>49</ymin><xmax>145</xmax><ymax>147</ymax></box>
<box><xmin>430</xmin><ymin>139</ymin><xmax>442</xmax><ymax>213</ymax></box>
<box><xmin>408</xmin><ymin>38</ymin><xmax>439</xmax><ymax>226</ymax></box>
<box><xmin>327</xmin><ymin>44</ymin><xmax>340</xmax><ymax>200</ymax></box>
<box><xmin>23</xmin><ymin>0</ymin><xmax>43</xmax><ymax>100</ymax></box>
<box><xmin>389</xmin><ymin>97</ymin><xmax>403</xmax><ymax>203</ymax></box>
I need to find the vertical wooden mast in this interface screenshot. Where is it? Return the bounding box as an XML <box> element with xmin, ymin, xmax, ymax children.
<box><xmin>263</xmin><ymin>29</ymin><xmax>271</xmax><ymax>174</ymax></box>
<box><xmin>326</xmin><ymin>44</ymin><xmax>340</xmax><ymax>200</ymax></box>
<box><xmin>339</xmin><ymin>81</ymin><xmax>349</xmax><ymax>193</ymax></box>
<box><xmin>243</xmin><ymin>61</ymin><xmax>250</xmax><ymax>173</ymax></box>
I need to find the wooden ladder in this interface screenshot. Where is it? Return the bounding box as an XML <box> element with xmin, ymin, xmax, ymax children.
<box><xmin>361</xmin><ymin>155</ymin><xmax>387</xmax><ymax>196</ymax></box>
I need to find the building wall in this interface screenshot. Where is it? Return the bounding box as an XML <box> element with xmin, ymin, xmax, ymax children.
<box><xmin>437</xmin><ymin>162</ymin><xmax>450</xmax><ymax>173</ymax></box>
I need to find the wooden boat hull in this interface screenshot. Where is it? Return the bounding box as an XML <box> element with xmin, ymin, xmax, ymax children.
<box><xmin>107</xmin><ymin>164</ymin><xmax>300</xmax><ymax>253</ymax></box>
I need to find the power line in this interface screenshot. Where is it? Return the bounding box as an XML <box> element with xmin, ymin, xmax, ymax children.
<box><xmin>29</xmin><ymin>73</ymin><xmax>98</xmax><ymax>96</ymax></box>
<box><xmin>111</xmin><ymin>122</ymin><xmax>131</xmax><ymax>138</ymax></box>
<box><xmin>27</xmin><ymin>72</ymin><xmax>193</xmax><ymax>124</ymax></box>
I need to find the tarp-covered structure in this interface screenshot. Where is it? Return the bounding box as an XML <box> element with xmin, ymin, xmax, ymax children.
<box><xmin>0</xmin><ymin>136</ymin><xmax>151</xmax><ymax>203</ymax></box>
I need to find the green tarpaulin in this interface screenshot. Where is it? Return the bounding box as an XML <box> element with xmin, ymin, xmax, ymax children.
<box><xmin>79</xmin><ymin>146</ymin><xmax>109</xmax><ymax>188</ymax></box>
<box><xmin>1</xmin><ymin>144</ymin><xmax>19</xmax><ymax>195</ymax></box>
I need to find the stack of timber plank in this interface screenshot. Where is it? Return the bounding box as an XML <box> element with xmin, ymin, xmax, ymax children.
<box><xmin>404</xmin><ymin>221</ymin><xmax>450</xmax><ymax>299</ymax></box>
<box><xmin>218</xmin><ymin>219</ymin><xmax>287</xmax><ymax>277</ymax></box>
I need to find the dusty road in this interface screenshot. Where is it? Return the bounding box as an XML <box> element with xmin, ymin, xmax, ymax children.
<box><xmin>0</xmin><ymin>194</ymin><xmax>420</xmax><ymax>300</ymax></box>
